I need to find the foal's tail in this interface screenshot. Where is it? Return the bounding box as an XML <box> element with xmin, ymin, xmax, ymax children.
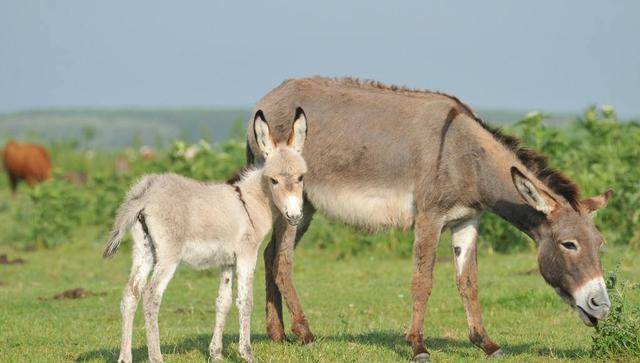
<box><xmin>102</xmin><ymin>175</ymin><xmax>158</xmax><ymax>258</ymax></box>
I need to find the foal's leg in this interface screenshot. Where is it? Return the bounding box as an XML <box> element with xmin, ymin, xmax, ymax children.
<box><xmin>406</xmin><ymin>213</ymin><xmax>442</xmax><ymax>362</ymax></box>
<box><xmin>142</xmin><ymin>259</ymin><xmax>179</xmax><ymax>363</ymax></box>
<box><xmin>451</xmin><ymin>219</ymin><xmax>501</xmax><ymax>356</ymax></box>
<box><xmin>236</xmin><ymin>255</ymin><xmax>257</xmax><ymax>363</ymax></box>
<box><xmin>118</xmin><ymin>225</ymin><xmax>153</xmax><ymax>363</ymax></box>
<box><xmin>266</xmin><ymin>204</ymin><xmax>316</xmax><ymax>344</ymax></box>
<box><xmin>209</xmin><ymin>266</ymin><xmax>234</xmax><ymax>361</ymax></box>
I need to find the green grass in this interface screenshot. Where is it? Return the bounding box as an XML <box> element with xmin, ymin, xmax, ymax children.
<box><xmin>1</xmin><ymin>238</ymin><xmax>638</xmax><ymax>362</ymax></box>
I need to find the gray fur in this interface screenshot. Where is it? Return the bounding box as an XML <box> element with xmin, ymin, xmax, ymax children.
<box><xmin>248</xmin><ymin>77</ymin><xmax>613</xmax><ymax>360</ymax></box>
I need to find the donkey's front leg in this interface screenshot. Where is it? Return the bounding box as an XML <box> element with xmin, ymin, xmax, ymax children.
<box><xmin>451</xmin><ymin>218</ymin><xmax>501</xmax><ymax>356</ymax></box>
<box><xmin>142</xmin><ymin>261</ymin><xmax>178</xmax><ymax>363</ymax></box>
<box><xmin>209</xmin><ymin>267</ymin><xmax>234</xmax><ymax>361</ymax></box>
<box><xmin>271</xmin><ymin>217</ymin><xmax>315</xmax><ymax>344</ymax></box>
<box><xmin>406</xmin><ymin>213</ymin><xmax>442</xmax><ymax>363</ymax></box>
<box><xmin>236</xmin><ymin>256</ymin><xmax>257</xmax><ymax>363</ymax></box>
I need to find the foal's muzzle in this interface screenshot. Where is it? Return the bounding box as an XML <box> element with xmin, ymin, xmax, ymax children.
<box><xmin>285</xmin><ymin>212</ymin><xmax>303</xmax><ymax>226</ymax></box>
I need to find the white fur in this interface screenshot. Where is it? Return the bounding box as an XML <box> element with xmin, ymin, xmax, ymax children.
<box><xmin>181</xmin><ymin>239</ymin><xmax>237</xmax><ymax>269</ymax></box>
<box><xmin>305</xmin><ymin>184</ymin><xmax>415</xmax><ymax>230</ymax></box>
<box><xmin>290</xmin><ymin>113</ymin><xmax>307</xmax><ymax>153</ymax></box>
<box><xmin>451</xmin><ymin>219</ymin><xmax>479</xmax><ymax>276</ymax></box>
<box><xmin>573</xmin><ymin>277</ymin><xmax>610</xmax><ymax>318</ymax></box>
<box><xmin>286</xmin><ymin>195</ymin><xmax>303</xmax><ymax>217</ymax></box>
<box><xmin>444</xmin><ymin>206</ymin><xmax>478</xmax><ymax>224</ymax></box>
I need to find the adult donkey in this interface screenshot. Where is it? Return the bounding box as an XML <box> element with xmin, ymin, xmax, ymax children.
<box><xmin>246</xmin><ymin>77</ymin><xmax>612</xmax><ymax>361</ymax></box>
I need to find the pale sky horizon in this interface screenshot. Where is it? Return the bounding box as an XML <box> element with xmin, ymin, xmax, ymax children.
<box><xmin>1</xmin><ymin>1</ymin><xmax>639</xmax><ymax>117</ymax></box>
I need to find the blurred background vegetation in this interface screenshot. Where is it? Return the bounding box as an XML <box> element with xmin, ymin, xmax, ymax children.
<box><xmin>0</xmin><ymin>106</ymin><xmax>638</xmax><ymax>255</ymax></box>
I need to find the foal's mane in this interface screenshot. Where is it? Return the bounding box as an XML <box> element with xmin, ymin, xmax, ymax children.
<box><xmin>327</xmin><ymin>77</ymin><xmax>582</xmax><ymax>208</ymax></box>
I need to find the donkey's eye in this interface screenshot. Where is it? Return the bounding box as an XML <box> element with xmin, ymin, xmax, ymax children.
<box><xmin>270</xmin><ymin>178</ymin><xmax>279</xmax><ymax>185</ymax></box>
<box><xmin>560</xmin><ymin>241</ymin><xmax>578</xmax><ymax>251</ymax></box>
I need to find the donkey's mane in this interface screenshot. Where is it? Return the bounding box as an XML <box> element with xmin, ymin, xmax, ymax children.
<box><xmin>226</xmin><ymin>166</ymin><xmax>259</xmax><ymax>186</ymax></box>
<box><xmin>327</xmin><ymin>76</ymin><xmax>582</xmax><ymax>208</ymax></box>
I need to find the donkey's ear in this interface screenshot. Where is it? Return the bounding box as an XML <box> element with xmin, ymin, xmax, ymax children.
<box><xmin>582</xmin><ymin>189</ymin><xmax>613</xmax><ymax>218</ymax></box>
<box><xmin>511</xmin><ymin>167</ymin><xmax>556</xmax><ymax>215</ymax></box>
<box><xmin>287</xmin><ymin>107</ymin><xmax>307</xmax><ymax>153</ymax></box>
<box><xmin>254</xmin><ymin>110</ymin><xmax>275</xmax><ymax>157</ymax></box>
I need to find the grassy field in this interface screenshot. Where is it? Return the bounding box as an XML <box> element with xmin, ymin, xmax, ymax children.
<box><xmin>1</xmin><ymin>107</ymin><xmax>638</xmax><ymax>362</ymax></box>
<box><xmin>1</xmin><ymin>235</ymin><xmax>638</xmax><ymax>362</ymax></box>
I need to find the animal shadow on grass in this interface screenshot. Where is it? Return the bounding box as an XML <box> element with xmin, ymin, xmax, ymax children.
<box><xmin>537</xmin><ymin>346</ymin><xmax>590</xmax><ymax>360</ymax></box>
<box><xmin>323</xmin><ymin>331</ymin><xmax>537</xmax><ymax>359</ymax></box>
<box><xmin>76</xmin><ymin>330</ymin><xmax>559</xmax><ymax>361</ymax></box>
<box><xmin>76</xmin><ymin>334</ymin><xmax>270</xmax><ymax>363</ymax></box>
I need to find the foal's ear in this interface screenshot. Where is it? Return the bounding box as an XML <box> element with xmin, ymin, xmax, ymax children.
<box><xmin>254</xmin><ymin>110</ymin><xmax>275</xmax><ymax>157</ymax></box>
<box><xmin>582</xmin><ymin>189</ymin><xmax>613</xmax><ymax>218</ymax></box>
<box><xmin>287</xmin><ymin>107</ymin><xmax>307</xmax><ymax>153</ymax></box>
<box><xmin>511</xmin><ymin>166</ymin><xmax>556</xmax><ymax>215</ymax></box>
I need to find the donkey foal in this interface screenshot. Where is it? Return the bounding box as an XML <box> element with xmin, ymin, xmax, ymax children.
<box><xmin>103</xmin><ymin>109</ymin><xmax>308</xmax><ymax>363</ymax></box>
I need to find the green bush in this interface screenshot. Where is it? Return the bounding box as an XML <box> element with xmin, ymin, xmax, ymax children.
<box><xmin>479</xmin><ymin>107</ymin><xmax>640</xmax><ymax>252</ymax></box>
<box><xmin>1</xmin><ymin>106</ymin><xmax>638</xmax><ymax>255</ymax></box>
<box><xmin>591</xmin><ymin>270</ymin><xmax>640</xmax><ymax>359</ymax></box>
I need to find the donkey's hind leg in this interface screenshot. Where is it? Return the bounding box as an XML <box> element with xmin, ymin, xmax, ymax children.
<box><xmin>118</xmin><ymin>223</ymin><xmax>153</xmax><ymax>363</ymax></box>
<box><xmin>209</xmin><ymin>266</ymin><xmax>234</xmax><ymax>361</ymax></box>
<box><xmin>142</xmin><ymin>256</ymin><xmax>179</xmax><ymax>363</ymax></box>
<box><xmin>451</xmin><ymin>218</ymin><xmax>501</xmax><ymax>356</ymax></box>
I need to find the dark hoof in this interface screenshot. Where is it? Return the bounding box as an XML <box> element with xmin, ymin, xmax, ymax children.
<box><xmin>267</xmin><ymin>325</ymin><xmax>286</xmax><ymax>342</ymax></box>
<box><xmin>412</xmin><ymin>352</ymin><xmax>430</xmax><ymax>363</ymax></box>
<box><xmin>298</xmin><ymin>331</ymin><xmax>316</xmax><ymax>345</ymax></box>
<box><xmin>489</xmin><ymin>348</ymin><xmax>503</xmax><ymax>358</ymax></box>
<box><xmin>292</xmin><ymin>322</ymin><xmax>315</xmax><ymax>344</ymax></box>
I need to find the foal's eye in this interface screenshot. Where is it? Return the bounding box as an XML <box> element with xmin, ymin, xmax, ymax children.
<box><xmin>560</xmin><ymin>241</ymin><xmax>578</xmax><ymax>251</ymax></box>
<box><xmin>298</xmin><ymin>175</ymin><xmax>304</xmax><ymax>182</ymax></box>
<box><xmin>270</xmin><ymin>178</ymin><xmax>278</xmax><ymax>185</ymax></box>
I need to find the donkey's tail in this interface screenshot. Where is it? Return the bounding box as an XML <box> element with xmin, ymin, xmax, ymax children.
<box><xmin>102</xmin><ymin>174</ymin><xmax>158</xmax><ymax>258</ymax></box>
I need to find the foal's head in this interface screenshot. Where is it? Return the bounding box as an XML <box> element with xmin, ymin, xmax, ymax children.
<box><xmin>254</xmin><ymin>108</ymin><xmax>308</xmax><ymax>226</ymax></box>
<box><xmin>512</xmin><ymin>167</ymin><xmax>613</xmax><ymax>326</ymax></box>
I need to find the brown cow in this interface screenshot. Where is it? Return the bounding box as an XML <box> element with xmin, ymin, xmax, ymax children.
<box><xmin>2</xmin><ymin>140</ymin><xmax>52</xmax><ymax>195</ymax></box>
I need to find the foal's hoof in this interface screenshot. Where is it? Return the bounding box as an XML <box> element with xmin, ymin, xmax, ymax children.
<box><xmin>208</xmin><ymin>353</ymin><xmax>223</xmax><ymax>362</ymax></box>
<box><xmin>412</xmin><ymin>352</ymin><xmax>430</xmax><ymax>363</ymax></box>
<box><xmin>489</xmin><ymin>348</ymin><xmax>504</xmax><ymax>358</ymax></box>
<box><xmin>240</xmin><ymin>353</ymin><xmax>254</xmax><ymax>363</ymax></box>
<box><xmin>239</xmin><ymin>347</ymin><xmax>254</xmax><ymax>363</ymax></box>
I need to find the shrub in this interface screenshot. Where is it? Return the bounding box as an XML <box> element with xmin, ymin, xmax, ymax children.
<box><xmin>591</xmin><ymin>270</ymin><xmax>640</xmax><ymax>359</ymax></box>
<box><xmin>1</xmin><ymin>106</ymin><xmax>639</xmax><ymax>256</ymax></box>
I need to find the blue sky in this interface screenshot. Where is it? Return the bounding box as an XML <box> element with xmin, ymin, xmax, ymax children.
<box><xmin>1</xmin><ymin>1</ymin><xmax>639</xmax><ymax>116</ymax></box>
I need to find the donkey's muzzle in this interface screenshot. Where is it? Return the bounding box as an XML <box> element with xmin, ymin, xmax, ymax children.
<box><xmin>573</xmin><ymin>277</ymin><xmax>611</xmax><ymax>326</ymax></box>
<box><xmin>285</xmin><ymin>213</ymin><xmax>303</xmax><ymax>226</ymax></box>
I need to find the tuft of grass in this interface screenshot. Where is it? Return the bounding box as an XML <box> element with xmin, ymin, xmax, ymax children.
<box><xmin>591</xmin><ymin>270</ymin><xmax>640</xmax><ymax>359</ymax></box>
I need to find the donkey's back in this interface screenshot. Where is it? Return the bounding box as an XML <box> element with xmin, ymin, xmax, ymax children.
<box><xmin>250</xmin><ymin>77</ymin><xmax>485</xmax><ymax>230</ymax></box>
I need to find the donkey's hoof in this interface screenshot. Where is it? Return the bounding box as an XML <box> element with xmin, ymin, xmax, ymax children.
<box><xmin>412</xmin><ymin>352</ymin><xmax>430</xmax><ymax>362</ymax></box>
<box><xmin>240</xmin><ymin>353</ymin><xmax>254</xmax><ymax>363</ymax></box>
<box><xmin>299</xmin><ymin>331</ymin><xmax>316</xmax><ymax>345</ymax></box>
<box><xmin>489</xmin><ymin>348</ymin><xmax>503</xmax><ymax>358</ymax></box>
<box><xmin>292</xmin><ymin>322</ymin><xmax>315</xmax><ymax>345</ymax></box>
<box><xmin>267</xmin><ymin>328</ymin><xmax>286</xmax><ymax>343</ymax></box>
<box><xmin>208</xmin><ymin>353</ymin><xmax>223</xmax><ymax>362</ymax></box>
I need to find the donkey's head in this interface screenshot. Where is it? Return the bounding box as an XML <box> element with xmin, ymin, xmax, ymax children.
<box><xmin>511</xmin><ymin>167</ymin><xmax>613</xmax><ymax>326</ymax></box>
<box><xmin>254</xmin><ymin>108</ymin><xmax>308</xmax><ymax>226</ymax></box>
